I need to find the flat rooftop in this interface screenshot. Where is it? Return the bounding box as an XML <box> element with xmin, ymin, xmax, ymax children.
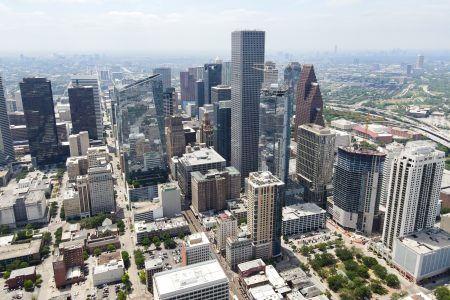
<box><xmin>282</xmin><ymin>203</ymin><xmax>326</xmax><ymax>221</ymax></box>
<box><xmin>0</xmin><ymin>239</ymin><xmax>42</xmax><ymax>261</ymax></box>
<box><xmin>98</xmin><ymin>251</ymin><xmax>121</xmax><ymax>265</ymax></box>
<box><xmin>134</xmin><ymin>217</ymin><xmax>188</xmax><ymax>233</ymax></box>
<box><xmin>248</xmin><ymin>284</ymin><xmax>279</xmax><ymax>300</ymax></box>
<box><xmin>145</xmin><ymin>258</ymin><xmax>163</xmax><ymax>270</ymax></box>
<box><xmin>153</xmin><ymin>260</ymin><xmax>227</xmax><ymax>297</ymax></box>
<box><xmin>238</xmin><ymin>259</ymin><xmax>266</xmax><ymax>273</ymax></box>
<box><xmin>180</xmin><ymin>146</ymin><xmax>225</xmax><ymax>167</ymax></box>
<box><xmin>9</xmin><ymin>266</ymin><xmax>36</xmax><ymax>278</ymax></box>
<box><xmin>397</xmin><ymin>229</ymin><xmax>450</xmax><ymax>254</ymax></box>
<box><xmin>186</xmin><ymin>232</ymin><xmax>209</xmax><ymax>247</ymax></box>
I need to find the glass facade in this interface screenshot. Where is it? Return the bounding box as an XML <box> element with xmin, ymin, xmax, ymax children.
<box><xmin>68</xmin><ymin>85</ymin><xmax>98</xmax><ymax>139</ymax></box>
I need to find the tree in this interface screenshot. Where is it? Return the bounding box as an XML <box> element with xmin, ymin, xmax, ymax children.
<box><xmin>60</xmin><ymin>206</ymin><xmax>65</xmax><ymax>220</ymax></box>
<box><xmin>83</xmin><ymin>250</ymin><xmax>89</xmax><ymax>261</ymax></box>
<box><xmin>23</xmin><ymin>279</ymin><xmax>34</xmax><ymax>291</ymax></box>
<box><xmin>142</xmin><ymin>237</ymin><xmax>151</xmax><ymax>247</ymax></box>
<box><xmin>164</xmin><ymin>238</ymin><xmax>176</xmax><ymax>249</ymax></box>
<box><xmin>121</xmin><ymin>251</ymin><xmax>130</xmax><ymax>269</ymax></box>
<box><xmin>154</xmin><ymin>241</ymin><xmax>161</xmax><ymax>249</ymax></box>
<box><xmin>354</xmin><ymin>286</ymin><xmax>372</xmax><ymax>300</ymax></box>
<box><xmin>94</xmin><ymin>248</ymin><xmax>102</xmax><ymax>257</ymax></box>
<box><xmin>385</xmin><ymin>274</ymin><xmax>400</xmax><ymax>288</ymax></box>
<box><xmin>435</xmin><ymin>286</ymin><xmax>450</xmax><ymax>300</ymax></box>
<box><xmin>19</xmin><ymin>261</ymin><xmax>29</xmax><ymax>269</ymax></box>
<box><xmin>121</xmin><ymin>273</ymin><xmax>130</xmax><ymax>285</ymax></box>
<box><xmin>16</xmin><ymin>230</ymin><xmax>28</xmax><ymax>241</ymax></box>
<box><xmin>317</xmin><ymin>243</ymin><xmax>328</xmax><ymax>252</ymax></box>
<box><xmin>335</xmin><ymin>247</ymin><xmax>353</xmax><ymax>261</ymax></box>
<box><xmin>116</xmin><ymin>220</ymin><xmax>125</xmax><ymax>233</ymax></box>
<box><xmin>2</xmin><ymin>271</ymin><xmax>10</xmax><ymax>279</ymax></box>
<box><xmin>300</xmin><ymin>245</ymin><xmax>313</xmax><ymax>256</ymax></box>
<box><xmin>0</xmin><ymin>224</ymin><xmax>10</xmax><ymax>235</ymax></box>
<box><xmin>362</xmin><ymin>256</ymin><xmax>378</xmax><ymax>268</ymax></box>
<box><xmin>106</xmin><ymin>244</ymin><xmax>116</xmax><ymax>252</ymax></box>
<box><xmin>117</xmin><ymin>291</ymin><xmax>126</xmax><ymax>300</ymax></box>
<box><xmin>134</xmin><ymin>250</ymin><xmax>145</xmax><ymax>269</ymax></box>
<box><xmin>343</xmin><ymin>260</ymin><xmax>358</xmax><ymax>271</ymax></box>
<box><xmin>42</xmin><ymin>232</ymin><xmax>52</xmax><ymax>244</ymax></box>
<box><xmin>356</xmin><ymin>264</ymin><xmax>369</xmax><ymax>279</ymax></box>
<box><xmin>327</xmin><ymin>274</ymin><xmax>348</xmax><ymax>292</ymax></box>
<box><xmin>370</xmin><ymin>280</ymin><xmax>388</xmax><ymax>295</ymax></box>
<box><xmin>139</xmin><ymin>270</ymin><xmax>146</xmax><ymax>283</ymax></box>
<box><xmin>372</xmin><ymin>264</ymin><xmax>387</xmax><ymax>279</ymax></box>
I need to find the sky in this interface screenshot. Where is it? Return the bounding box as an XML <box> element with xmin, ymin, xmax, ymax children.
<box><xmin>0</xmin><ymin>0</ymin><xmax>449</xmax><ymax>54</ymax></box>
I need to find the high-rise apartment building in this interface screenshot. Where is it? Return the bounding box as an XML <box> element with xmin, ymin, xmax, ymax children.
<box><xmin>68</xmin><ymin>131</ymin><xmax>89</xmax><ymax>157</ymax></box>
<box><xmin>71</xmin><ymin>75</ymin><xmax>102</xmax><ymax>141</ymax></box>
<box><xmin>382</xmin><ymin>142</ymin><xmax>444</xmax><ymax>249</ymax></box>
<box><xmin>20</xmin><ymin>78</ymin><xmax>61</xmax><ymax>166</ymax></box>
<box><xmin>231</xmin><ymin>30</ymin><xmax>265</xmax><ymax>185</ymax></box>
<box><xmin>296</xmin><ymin>124</ymin><xmax>335</xmax><ymax>205</ymax></box>
<box><xmin>181</xmin><ymin>232</ymin><xmax>211</xmax><ymax>266</ymax></box>
<box><xmin>333</xmin><ymin>147</ymin><xmax>386</xmax><ymax>235</ymax></box>
<box><xmin>416</xmin><ymin>54</ymin><xmax>425</xmax><ymax>69</ymax></box>
<box><xmin>263</xmin><ymin>61</ymin><xmax>278</xmax><ymax>86</ymax></box>
<box><xmin>294</xmin><ymin>65</ymin><xmax>325</xmax><ymax>141</ymax></box>
<box><xmin>153</xmin><ymin>67</ymin><xmax>171</xmax><ymax>91</ymax></box>
<box><xmin>199</xmin><ymin>112</ymin><xmax>214</xmax><ymax>147</ymax></box>
<box><xmin>0</xmin><ymin>75</ymin><xmax>15</xmax><ymax>165</ymax></box>
<box><xmin>216</xmin><ymin>212</ymin><xmax>237</xmax><ymax>251</ymax></box>
<box><xmin>191</xmin><ymin>167</ymin><xmax>240</xmax><ymax>214</ymax></box>
<box><xmin>203</xmin><ymin>63</ymin><xmax>222</xmax><ymax>105</ymax></box>
<box><xmin>259</xmin><ymin>85</ymin><xmax>292</xmax><ymax>183</ymax></box>
<box><xmin>68</xmin><ymin>85</ymin><xmax>98</xmax><ymax>140</ymax></box>
<box><xmin>211</xmin><ymin>85</ymin><xmax>231</xmax><ymax>105</ymax></box>
<box><xmin>213</xmin><ymin>100</ymin><xmax>231</xmax><ymax>164</ymax></box>
<box><xmin>165</xmin><ymin>115</ymin><xmax>186</xmax><ymax>159</ymax></box>
<box><xmin>179</xmin><ymin>71</ymin><xmax>195</xmax><ymax>101</ymax></box>
<box><xmin>246</xmin><ymin>171</ymin><xmax>284</xmax><ymax>259</ymax></box>
<box><xmin>380</xmin><ymin>143</ymin><xmax>404</xmax><ymax>207</ymax></box>
<box><xmin>88</xmin><ymin>164</ymin><xmax>115</xmax><ymax>216</ymax></box>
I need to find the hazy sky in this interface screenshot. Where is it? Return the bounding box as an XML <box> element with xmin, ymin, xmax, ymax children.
<box><xmin>0</xmin><ymin>0</ymin><xmax>449</xmax><ymax>54</ymax></box>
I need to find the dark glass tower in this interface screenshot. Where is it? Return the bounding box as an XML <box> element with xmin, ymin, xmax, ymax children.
<box><xmin>213</xmin><ymin>100</ymin><xmax>231</xmax><ymax>165</ymax></box>
<box><xmin>211</xmin><ymin>85</ymin><xmax>231</xmax><ymax>105</ymax></box>
<box><xmin>68</xmin><ymin>85</ymin><xmax>98</xmax><ymax>140</ymax></box>
<box><xmin>180</xmin><ymin>71</ymin><xmax>195</xmax><ymax>101</ymax></box>
<box><xmin>0</xmin><ymin>75</ymin><xmax>15</xmax><ymax>165</ymax></box>
<box><xmin>20</xmin><ymin>78</ymin><xmax>60</xmax><ymax>166</ymax></box>
<box><xmin>230</xmin><ymin>30</ymin><xmax>265</xmax><ymax>185</ymax></box>
<box><xmin>194</xmin><ymin>80</ymin><xmax>205</xmax><ymax>116</ymax></box>
<box><xmin>294</xmin><ymin>64</ymin><xmax>324</xmax><ymax>141</ymax></box>
<box><xmin>203</xmin><ymin>63</ymin><xmax>222</xmax><ymax>104</ymax></box>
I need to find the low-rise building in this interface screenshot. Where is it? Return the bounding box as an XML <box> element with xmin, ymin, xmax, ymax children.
<box><xmin>132</xmin><ymin>202</ymin><xmax>163</xmax><ymax>223</ymax></box>
<box><xmin>441</xmin><ymin>213</ymin><xmax>450</xmax><ymax>234</ymax></box>
<box><xmin>282</xmin><ymin>203</ymin><xmax>326</xmax><ymax>236</ymax></box>
<box><xmin>181</xmin><ymin>232</ymin><xmax>212</xmax><ymax>266</ymax></box>
<box><xmin>392</xmin><ymin>229</ymin><xmax>450</xmax><ymax>283</ymax></box>
<box><xmin>145</xmin><ymin>258</ymin><xmax>164</xmax><ymax>292</ymax></box>
<box><xmin>92</xmin><ymin>251</ymin><xmax>125</xmax><ymax>286</ymax></box>
<box><xmin>226</xmin><ymin>234</ymin><xmax>254</xmax><ymax>270</ymax></box>
<box><xmin>5</xmin><ymin>266</ymin><xmax>36</xmax><ymax>289</ymax></box>
<box><xmin>0</xmin><ymin>238</ymin><xmax>42</xmax><ymax>265</ymax></box>
<box><xmin>389</xmin><ymin>127</ymin><xmax>421</xmax><ymax>140</ymax></box>
<box><xmin>62</xmin><ymin>188</ymin><xmax>81</xmax><ymax>220</ymax></box>
<box><xmin>53</xmin><ymin>243</ymin><xmax>85</xmax><ymax>288</ymax></box>
<box><xmin>0</xmin><ymin>190</ymin><xmax>48</xmax><ymax>228</ymax></box>
<box><xmin>330</xmin><ymin>119</ymin><xmax>357</xmax><ymax>131</ymax></box>
<box><xmin>352</xmin><ymin>126</ymin><xmax>393</xmax><ymax>144</ymax></box>
<box><xmin>238</xmin><ymin>259</ymin><xmax>266</xmax><ymax>278</ymax></box>
<box><xmin>152</xmin><ymin>260</ymin><xmax>229</xmax><ymax>300</ymax></box>
<box><xmin>134</xmin><ymin>217</ymin><xmax>190</xmax><ymax>244</ymax></box>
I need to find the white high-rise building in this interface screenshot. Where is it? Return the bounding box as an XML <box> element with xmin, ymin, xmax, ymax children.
<box><xmin>71</xmin><ymin>75</ymin><xmax>103</xmax><ymax>140</ymax></box>
<box><xmin>88</xmin><ymin>164</ymin><xmax>115</xmax><ymax>216</ymax></box>
<box><xmin>158</xmin><ymin>182</ymin><xmax>181</xmax><ymax>218</ymax></box>
<box><xmin>380</xmin><ymin>143</ymin><xmax>404</xmax><ymax>207</ymax></box>
<box><xmin>181</xmin><ymin>232</ymin><xmax>212</xmax><ymax>266</ymax></box>
<box><xmin>382</xmin><ymin>142</ymin><xmax>445</xmax><ymax>249</ymax></box>
<box><xmin>216</xmin><ymin>212</ymin><xmax>237</xmax><ymax>251</ymax></box>
<box><xmin>69</xmin><ymin>131</ymin><xmax>89</xmax><ymax>157</ymax></box>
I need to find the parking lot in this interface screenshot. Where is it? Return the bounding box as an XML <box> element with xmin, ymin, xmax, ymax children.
<box><xmin>288</xmin><ymin>229</ymin><xmax>338</xmax><ymax>246</ymax></box>
<box><xmin>139</xmin><ymin>238</ymin><xmax>184</xmax><ymax>271</ymax></box>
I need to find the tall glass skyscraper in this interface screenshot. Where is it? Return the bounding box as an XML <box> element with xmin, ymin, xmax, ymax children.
<box><xmin>0</xmin><ymin>75</ymin><xmax>15</xmax><ymax>165</ymax></box>
<box><xmin>20</xmin><ymin>78</ymin><xmax>61</xmax><ymax>166</ymax></box>
<box><xmin>203</xmin><ymin>63</ymin><xmax>222</xmax><ymax>105</ymax></box>
<box><xmin>258</xmin><ymin>84</ymin><xmax>292</xmax><ymax>184</ymax></box>
<box><xmin>213</xmin><ymin>100</ymin><xmax>231</xmax><ymax>165</ymax></box>
<box><xmin>152</xmin><ymin>67</ymin><xmax>171</xmax><ymax>91</ymax></box>
<box><xmin>68</xmin><ymin>85</ymin><xmax>98</xmax><ymax>140</ymax></box>
<box><xmin>113</xmin><ymin>75</ymin><xmax>166</xmax><ymax>176</ymax></box>
<box><xmin>230</xmin><ymin>30</ymin><xmax>265</xmax><ymax>185</ymax></box>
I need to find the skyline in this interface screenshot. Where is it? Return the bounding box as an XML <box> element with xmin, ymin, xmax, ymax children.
<box><xmin>0</xmin><ymin>0</ymin><xmax>449</xmax><ymax>54</ymax></box>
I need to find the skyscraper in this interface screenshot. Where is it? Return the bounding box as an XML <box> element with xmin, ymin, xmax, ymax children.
<box><xmin>180</xmin><ymin>71</ymin><xmax>195</xmax><ymax>101</ymax></box>
<box><xmin>68</xmin><ymin>85</ymin><xmax>98</xmax><ymax>140</ymax></box>
<box><xmin>211</xmin><ymin>85</ymin><xmax>231</xmax><ymax>105</ymax></box>
<box><xmin>283</xmin><ymin>62</ymin><xmax>301</xmax><ymax>100</ymax></box>
<box><xmin>294</xmin><ymin>65</ymin><xmax>325</xmax><ymax>141</ymax></box>
<box><xmin>231</xmin><ymin>30</ymin><xmax>265</xmax><ymax>185</ymax></box>
<box><xmin>380</xmin><ymin>143</ymin><xmax>404</xmax><ymax>207</ymax></box>
<box><xmin>296</xmin><ymin>124</ymin><xmax>335</xmax><ymax>205</ymax></box>
<box><xmin>221</xmin><ymin>61</ymin><xmax>231</xmax><ymax>86</ymax></box>
<box><xmin>203</xmin><ymin>63</ymin><xmax>222</xmax><ymax>105</ymax></box>
<box><xmin>416</xmin><ymin>54</ymin><xmax>424</xmax><ymax>69</ymax></box>
<box><xmin>213</xmin><ymin>100</ymin><xmax>231</xmax><ymax>164</ymax></box>
<box><xmin>165</xmin><ymin>115</ymin><xmax>186</xmax><ymax>159</ymax></box>
<box><xmin>333</xmin><ymin>147</ymin><xmax>386</xmax><ymax>235</ymax></box>
<box><xmin>153</xmin><ymin>67</ymin><xmax>171</xmax><ymax>91</ymax></box>
<box><xmin>382</xmin><ymin>142</ymin><xmax>444</xmax><ymax>249</ymax></box>
<box><xmin>258</xmin><ymin>84</ymin><xmax>292</xmax><ymax>183</ymax></box>
<box><xmin>71</xmin><ymin>75</ymin><xmax>102</xmax><ymax>141</ymax></box>
<box><xmin>263</xmin><ymin>61</ymin><xmax>278</xmax><ymax>86</ymax></box>
<box><xmin>195</xmin><ymin>80</ymin><xmax>205</xmax><ymax>116</ymax></box>
<box><xmin>199</xmin><ymin>112</ymin><xmax>214</xmax><ymax>147</ymax></box>
<box><xmin>0</xmin><ymin>75</ymin><xmax>15</xmax><ymax>165</ymax></box>
<box><xmin>246</xmin><ymin>171</ymin><xmax>284</xmax><ymax>259</ymax></box>
<box><xmin>20</xmin><ymin>78</ymin><xmax>61</xmax><ymax>166</ymax></box>
<box><xmin>163</xmin><ymin>87</ymin><xmax>176</xmax><ymax>117</ymax></box>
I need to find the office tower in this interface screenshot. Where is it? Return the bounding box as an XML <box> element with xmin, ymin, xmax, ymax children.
<box><xmin>199</xmin><ymin>112</ymin><xmax>214</xmax><ymax>147</ymax></box>
<box><xmin>179</xmin><ymin>71</ymin><xmax>195</xmax><ymax>101</ymax></box>
<box><xmin>20</xmin><ymin>78</ymin><xmax>61</xmax><ymax>166</ymax></box>
<box><xmin>211</xmin><ymin>85</ymin><xmax>231</xmax><ymax>105</ymax></box>
<box><xmin>203</xmin><ymin>63</ymin><xmax>222</xmax><ymax>105</ymax></box>
<box><xmin>87</xmin><ymin>146</ymin><xmax>109</xmax><ymax>168</ymax></box>
<box><xmin>296</xmin><ymin>124</ymin><xmax>335</xmax><ymax>205</ymax></box>
<box><xmin>333</xmin><ymin>147</ymin><xmax>386</xmax><ymax>235</ymax></box>
<box><xmin>76</xmin><ymin>175</ymin><xmax>91</xmax><ymax>218</ymax></box>
<box><xmin>5</xmin><ymin>99</ymin><xmax>17</xmax><ymax>113</ymax></box>
<box><xmin>213</xmin><ymin>100</ymin><xmax>231</xmax><ymax>164</ymax></box>
<box><xmin>88</xmin><ymin>164</ymin><xmax>115</xmax><ymax>216</ymax></box>
<box><xmin>216</xmin><ymin>212</ymin><xmax>237</xmax><ymax>251</ymax></box>
<box><xmin>68</xmin><ymin>131</ymin><xmax>89</xmax><ymax>157</ymax></box>
<box><xmin>163</xmin><ymin>87</ymin><xmax>176</xmax><ymax>116</ymax></box>
<box><xmin>191</xmin><ymin>167</ymin><xmax>240</xmax><ymax>214</ymax></box>
<box><xmin>283</xmin><ymin>62</ymin><xmax>301</xmax><ymax>102</ymax></box>
<box><xmin>416</xmin><ymin>54</ymin><xmax>424</xmax><ymax>69</ymax></box>
<box><xmin>158</xmin><ymin>182</ymin><xmax>181</xmax><ymax>218</ymax></box>
<box><xmin>294</xmin><ymin>64</ymin><xmax>325</xmax><ymax>141</ymax></box>
<box><xmin>113</xmin><ymin>75</ymin><xmax>166</xmax><ymax>174</ymax></box>
<box><xmin>56</xmin><ymin>122</ymin><xmax>69</xmax><ymax>142</ymax></box>
<box><xmin>259</xmin><ymin>85</ymin><xmax>292</xmax><ymax>183</ymax></box>
<box><xmin>247</xmin><ymin>171</ymin><xmax>284</xmax><ymax>259</ymax></box>
<box><xmin>226</xmin><ymin>235</ymin><xmax>254</xmax><ymax>270</ymax></box>
<box><xmin>0</xmin><ymin>75</ymin><xmax>15</xmax><ymax>165</ymax></box>
<box><xmin>263</xmin><ymin>61</ymin><xmax>278</xmax><ymax>86</ymax></box>
<box><xmin>68</xmin><ymin>85</ymin><xmax>98</xmax><ymax>140</ymax></box>
<box><xmin>145</xmin><ymin>259</ymin><xmax>164</xmax><ymax>292</ymax></box>
<box><xmin>181</xmin><ymin>232</ymin><xmax>212</xmax><ymax>266</ymax></box>
<box><xmin>382</xmin><ymin>142</ymin><xmax>444</xmax><ymax>249</ymax></box>
<box><xmin>165</xmin><ymin>115</ymin><xmax>186</xmax><ymax>159</ymax></box>
<box><xmin>71</xmin><ymin>76</ymin><xmax>102</xmax><ymax>141</ymax></box>
<box><xmin>221</xmin><ymin>61</ymin><xmax>232</xmax><ymax>86</ymax></box>
<box><xmin>189</xmin><ymin>66</ymin><xmax>204</xmax><ymax>81</ymax></box>
<box><xmin>153</xmin><ymin>67</ymin><xmax>171</xmax><ymax>91</ymax></box>
<box><xmin>231</xmin><ymin>30</ymin><xmax>265</xmax><ymax>185</ymax></box>
<box><xmin>380</xmin><ymin>143</ymin><xmax>404</xmax><ymax>207</ymax></box>
<box><xmin>99</xmin><ymin>70</ymin><xmax>110</xmax><ymax>82</ymax></box>
<box><xmin>177</xmin><ymin>144</ymin><xmax>226</xmax><ymax>204</ymax></box>
<box><xmin>194</xmin><ymin>80</ymin><xmax>205</xmax><ymax>115</ymax></box>
<box><xmin>406</xmin><ymin>64</ymin><xmax>413</xmax><ymax>76</ymax></box>
<box><xmin>152</xmin><ymin>260</ymin><xmax>229</xmax><ymax>300</ymax></box>
<box><xmin>14</xmin><ymin>90</ymin><xmax>23</xmax><ymax>112</ymax></box>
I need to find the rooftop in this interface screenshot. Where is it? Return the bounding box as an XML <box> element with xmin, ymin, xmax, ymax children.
<box><xmin>396</xmin><ymin>229</ymin><xmax>450</xmax><ymax>254</ymax></box>
<box><xmin>180</xmin><ymin>145</ymin><xmax>225</xmax><ymax>167</ymax></box>
<box><xmin>238</xmin><ymin>259</ymin><xmax>266</xmax><ymax>273</ymax></box>
<box><xmin>248</xmin><ymin>284</ymin><xmax>279</xmax><ymax>300</ymax></box>
<box><xmin>247</xmin><ymin>171</ymin><xmax>284</xmax><ymax>187</ymax></box>
<box><xmin>282</xmin><ymin>203</ymin><xmax>326</xmax><ymax>221</ymax></box>
<box><xmin>134</xmin><ymin>217</ymin><xmax>188</xmax><ymax>233</ymax></box>
<box><xmin>153</xmin><ymin>260</ymin><xmax>227</xmax><ymax>297</ymax></box>
<box><xmin>145</xmin><ymin>258</ymin><xmax>164</xmax><ymax>270</ymax></box>
<box><xmin>98</xmin><ymin>251</ymin><xmax>122</xmax><ymax>265</ymax></box>
<box><xmin>9</xmin><ymin>266</ymin><xmax>36</xmax><ymax>278</ymax></box>
<box><xmin>186</xmin><ymin>232</ymin><xmax>209</xmax><ymax>247</ymax></box>
<box><xmin>0</xmin><ymin>239</ymin><xmax>42</xmax><ymax>261</ymax></box>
